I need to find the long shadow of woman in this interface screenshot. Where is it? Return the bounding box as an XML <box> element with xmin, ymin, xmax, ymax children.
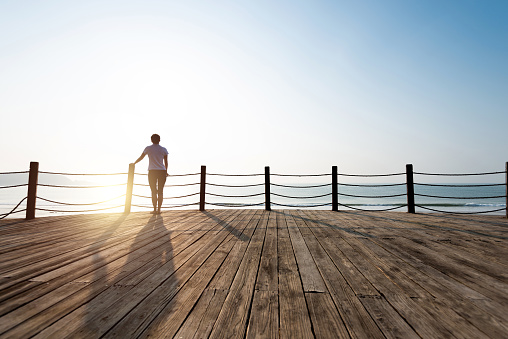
<box><xmin>77</xmin><ymin>213</ymin><xmax>176</xmax><ymax>338</ymax></box>
<box><xmin>101</xmin><ymin>213</ymin><xmax>177</xmax><ymax>337</ymax></box>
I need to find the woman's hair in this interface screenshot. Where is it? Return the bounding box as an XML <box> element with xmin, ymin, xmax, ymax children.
<box><xmin>151</xmin><ymin>134</ymin><xmax>160</xmax><ymax>143</ymax></box>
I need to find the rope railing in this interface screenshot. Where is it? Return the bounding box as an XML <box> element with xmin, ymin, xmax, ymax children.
<box><xmin>272</xmin><ymin>202</ymin><xmax>332</xmax><ymax>208</ymax></box>
<box><xmin>133</xmin><ymin>192</ymin><xmax>200</xmax><ymax>200</ymax></box>
<box><xmin>414</xmin><ymin>193</ymin><xmax>505</xmax><ymax>200</ymax></box>
<box><xmin>134</xmin><ymin>172</ymin><xmax>201</xmax><ymax>177</ymax></box>
<box><xmin>0</xmin><ymin>197</ymin><xmax>27</xmax><ymax>220</ymax></box>
<box><xmin>206</xmin><ymin>202</ymin><xmax>265</xmax><ymax>207</ymax></box>
<box><xmin>36</xmin><ymin>205</ymin><xmax>124</xmax><ymax>213</ymax></box>
<box><xmin>39</xmin><ymin>171</ymin><xmax>127</xmax><ymax>176</ymax></box>
<box><xmin>206</xmin><ymin>192</ymin><xmax>265</xmax><ymax>198</ymax></box>
<box><xmin>412</xmin><ymin>168</ymin><xmax>507</xmax><ymax>215</ymax></box>
<box><xmin>416</xmin><ymin>205</ymin><xmax>505</xmax><ymax>214</ymax></box>
<box><xmin>207</xmin><ymin>172</ymin><xmax>264</xmax><ymax>177</ymax></box>
<box><xmin>0</xmin><ymin>171</ymin><xmax>29</xmax><ymax>175</ymax></box>
<box><xmin>415</xmin><ymin>183</ymin><xmax>504</xmax><ymax>187</ymax></box>
<box><xmin>338</xmin><ymin>172</ymin><xmax>405</xmax><ymax>177</ymax></box>
<box><xmin>415</xmin><ymin>171</ymin><xmax>504</xmax><ymax>176</ymax></box>
<box><xmin>207</xmin><ymin>182</ymin><xmax>265</xmax><ymax>188</ymax></box>
<box><xmin>0</xmin><ymin>184</ymin><xmax>29</xmax><ymax>189</ymax></box>
<box><xmin>132</xmin><ymin>202</ymin><xmax>200</xmax><ymax>209</ymax></box>
<box><xmin>165</xmin><ymin>182</ymin><xmax>201</xmax><ymax>187</ymax></box>
<box><xmin>272</xmin><ymin>173</ymin><xmax>331</xmax><ymax>177</ymax></box>
<box><xmin>339</xmin><ymin>183</ymin><xmax>406</xmax><ymax>187</ymax></box>
<box><xmin>36</xmin><ymin>195</ymin><xmax>126</xmax><ymax>206</ymax></box>
<box><xmin>38</xmin><ymin>183</ymin><xmax>126</xmax><ymax>188</ymax></box>
<box><xmin>338</xmin><ymin>203</ymin><xmax>407</xmax><ymax>212</ymax></box>
<box><xmin>271</xmin><ymin>183</ymin><xmax>331</xmax><ymax>188</ymax></box>
<box><xmin>1</xmin><ymin>162</ymin><xmax>506</xmax><ymax>218</ymax></box>
<box><xmin>133</xmin><ymin>182</ymin><xmax>200</xmax><ymax>187</ymax></box>
<box><xmin>272</xmin><ymin>192</ymin><xmax>332</xmax><ymax>199</ymax></box>
<box><xmin>338</xmin><ymin>192</ymin><xmax>407</xmax><ymax>198</ymax></box>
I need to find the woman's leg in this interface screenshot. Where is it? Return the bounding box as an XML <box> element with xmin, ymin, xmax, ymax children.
<box><xmin>148</xmin><ymin>171</ymin><xmax>157</xmax><ymax>212</ymax></box>
<box><xmin>156</xmin><ymin>171</ymin><xmax>167</xmax><ymax>212</ymax></box>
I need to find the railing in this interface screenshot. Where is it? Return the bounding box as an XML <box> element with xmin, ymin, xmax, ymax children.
<box><xmin>0</xmin><ymin>162</ymin><xmax>507</xmax><ymax>220</ymax></box>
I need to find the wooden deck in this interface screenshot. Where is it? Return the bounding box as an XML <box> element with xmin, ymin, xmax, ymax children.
<box><xmin>0</xmin><ymin>210</ymin><xmax>507</xmax><ymax>338</ymax></box>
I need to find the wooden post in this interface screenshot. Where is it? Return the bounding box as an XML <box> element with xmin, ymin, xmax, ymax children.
<box><xmin>26</xmin><ymin>161</ymin><xmax>39</xmax><ymax>220</ymax></box>
<box><xmin>200</xmin><ymin>165</ymin><xmax>206</xmax><ymax>211</ymax></box>
<box><xmin>332</xmin><ymin>166</ymin><xmax>338</xmax><ymax>211</ymax></box>
<box><xmin>124</xmin><ymin>163</ymin><xmax>135</xmax><ymax>214</ymax></box>
<box><xmin>265</xmin><ymin>166</ymin><xmax>271</xmax><ymax>211</ymax></box>
<box><xmin>505</xmin><ymin>162</ymin><xmax>507</xmax><ymax>218</ymax></box>
<box><xmin>406</xmin><ymin>164</ymin><xmax>415</xmax><ymax>213</ymax></box>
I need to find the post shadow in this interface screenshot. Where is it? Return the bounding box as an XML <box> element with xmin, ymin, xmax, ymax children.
<box><xmin>201</xmin><ymin>210</ymin><xmax>250</xmax><ymax>242</ymax></box>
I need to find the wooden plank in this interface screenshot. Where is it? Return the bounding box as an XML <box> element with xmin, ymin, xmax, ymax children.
<box><xmin>5</xmin><ymin>210</ymin><xmax>242</xmax><ymax>338</ymax></box>
<box><xmin>358</xmin><ymin>295</ymin><xmax>419</xmax><ymax>339</ymax></box>
<box><xmin>357</xmin><ymin>237</ymin><xmax>508</xmax><ymax>338</ymax></box>
<box><xmin>386</xmin><ymin>237</ymin><xmax>508</xmax><ymax>306</ymax></box>
<box><xmin>247</xmin><ymin>211</ymin><xmax>279</xmax><ymax>338</ymax></box>
<box><xmin>208</xmin><ymin>210</ymin><xmax>267</xmax><ymax>338</ymax></box>
<box><xmin>246</xmin><ymin>291</ymin><xmax>279</xmax><ymax>339</ymax></box>
<box><xmin>1</xmin><ymin>210</ymin><xmax>508</xmax><ymax>338</ymax></box>
<box><xmin>171</xmin><ymin>288</ymin><xmax>217</xmax><ymax>338</ymax></box>
<box><xmin>305</xmin><ymin>292</ymin><xmax>350</xmax><ymax>339</ymax></box>
<box><xmin>306</xmin><ymin>212</ymin><xmax>467</xmax><ymax>338</ymax></box>
<box><xmin>292</xmin><ymin>211</ymin><xmax>385</xmax><ymax>339</ymax></box>
<box><xmin>286</xmin><ymin>211</ymin><xmax>327</xmax><ymax>293</ymax></box>
<box><xmin>370</xmin><ymin>236</ymin><xmax>508</xmax><ymax>327</ymax></box>
<box><xmin>294</xmin><ymin>210</ymin><xmax>380</xmax><ymax>297</ymax></box>
<box><xmin>177</xmin><ymin>211</ymin><xmax>265</xmax><ymax>339</ymax></box>
<box><xmin>136</xmin><ymin>221</ymin><xmax>249</xmax><ymax>339</ymax></box>
<box><xmin>0</xmin><ymin>211</ymin><xmax>221</xmax><ymax>319</ymax></box>
<box><xmin>254</xmin><ymin>211</ymin><xmax>278</xmax><ymax>292</ymax></box>
<box><xmin>62</xmin><ymin>210</ymin><xmax>249</xmax><ymax>339</ymax></box>
<box><xmin>310</xmin><ymin>211</ymin><xmax>468</xmax><ymax>339</ymax></box>
<box><xmin>277</xmin><ymin>211</ymin><xmax>314</xmax><ymax>339</ymax></box>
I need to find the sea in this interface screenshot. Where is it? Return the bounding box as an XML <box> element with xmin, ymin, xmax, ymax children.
<box><xmin>1</xmin><ymin>172</ymin><xmax>506</xmax><ymax>219</ymax></box>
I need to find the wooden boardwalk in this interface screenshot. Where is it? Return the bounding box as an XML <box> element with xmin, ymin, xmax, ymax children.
<box><xmin>0</xmin><ymin>209</ymin><xmax>507</xmax><ymax>338</ymax></box>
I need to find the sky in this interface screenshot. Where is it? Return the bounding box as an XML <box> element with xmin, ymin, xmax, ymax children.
<box><xmin>1</xmin><ymin>0</ymin><xmax>507</xmax><ymax>178</ymax></box>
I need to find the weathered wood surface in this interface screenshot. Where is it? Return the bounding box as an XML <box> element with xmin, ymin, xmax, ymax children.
<box><xmin>0</xmin><ymin>209</ymin><xmax>507</xmax><ymax>338</ymax></box>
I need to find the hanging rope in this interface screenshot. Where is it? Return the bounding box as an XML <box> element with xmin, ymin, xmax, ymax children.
<box><xmin>338</xmin><ymin>192</ymin><xmax>406</xmax><ymax>198</ymax></box>
<box><xmin>338</xmin><ymin>203</ymin><xmax>407</xmax><ymax>212</ymax></box>
<box><xmin>338</xmin><ymin>172</ymin><xmax>405</xmax><ymax>177</ymax></box>
<box><xmin>38</xmin><ymin>183</ymin><xmax>126</xmax><ymax>188</ymax></box>
<box><xmin>415</xmin><ymin>183</ymin><xmax>504</xmax><ymax>187</ymax></box>
<box><xmin>271</xmin><ymin>202</ymin><xmax>332</xmax><ymax>208</ymax></box>
<box><xmin>36</xmin><ymin>195</ymin><xmax>126</xmax><ymax>206</ymax></box>
<box><xmin>206</xmin><ymin>192</ymin><xmax>265</xmax><ymax>198</ymax></box>
<box><xmin>0</xmin><ymin>184</ymin><xmax>29</xmax><ymax>189</ymax></box>
<box><xmin>134</xmin><ymin>172</ymin><xmax>200</xmax><ymax>177</ymax></box>
<box><xmin>271</xmin><ymin>192</ymin><xmax>332</xmax><ymax>199</ymax></box>
<box><xmin>416</xmin><ymin>205</ymin><xmax>505</xmax><ymax>215</ymax></box>
<box><xmin>271</xmin><ymin>183</ymin><xmax>332</xmax><ymax>188</ymax></box>
<box><xmin>339</xmin><ymin>183</ymin><xmax>406</xmax><ymax>187</ymax></box>
<box><xmin>207</xmin><ymin>182</ymin><xmax>264</xmax><ymax>188</ymax></box>
<box><xmin>132</xmin><ymin>202</ymin><xmax>200</xmax><ymax>209</ymax></box>
<box><xmin>39</xmin><ymin>171</ymin><xmax>127</xmax><ymax>176</ymax></box>
<box><xmin>132</xmin><ymin>192</ymin><xmax>200</xmax><ymax>199</ymax></box>
<box><xmin>414</xmin><ymin>171</ymin><xmax>504</xmax><ymax>176</ymax></box>
<box><xmin>206</xmin><ymin>202</ymin><xmax>265</xmax><ymax>207</ymax></box>
<box><xmin>272</xmin><ymin>173</ymin><xmax>330</xmax><ymax>177</ymax></box>
<box><xmin>166</xmin><ymin>182</ymin><xmax>200</xmax><ymax>187</ymax></box>
<box><xmin>207</xmin><ymin>173</ymin><xmax>264</xmax><ymax>177</ymax></box>
<box><xmin>0</xmin><ymin>197</ymin><xmax>27</xmax><ymax>219</ymax></box>
<box><xmin>35</xmin><ymin>205</ymin><xmax>124</xmax><ymax>213</ymax></box>
<box><xmin>414</xmin><ymin>193</ymin><xmax>505</xmax><ymax>200</ymax></box>
<box><xmin>0</xmin><ymin>171</ymin><xmax>29</xmax><ymax>175</ymax></box>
